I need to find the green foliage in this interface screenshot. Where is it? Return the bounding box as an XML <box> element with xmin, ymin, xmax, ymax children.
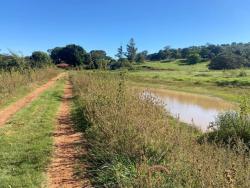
<box><xmin>200</xmin><ymin>96</ymin><xmax>250</xmax><ymax>148</ymax></box>
<box><xmin>49</xmin><ymin>44</ymin><xmax>87</xmax><ymax>66</ymax></box>
<box><xmin>48</xmin><ymin>47</ymin><xmax>63</xmax><ymax>64</ymax></box>
<box><xmin>116</xmin><ymin>45</ymin><xmax>125</xmax><ymax>59</ymax></box>
<box><xmin>186</xmin><ymin>53</ymin><xmax>201</xmax><ymax>64</ymax></box>
<box><xmin>88</xmin><ymin>50</ymin><xmax>110</xmax><ymax>69</ymax></box>
<box><xmin>209</xmin><ymin>53</ymin><xmax>247</xmax><ymax>70</ymax></box>
<box><xmin>126</xmin><ymin>38</ymin><xmax>137</xmax><ymax>63</ymax></box>
<box><xmin>136</xmin><ymin>51</ymin><xmax>148</xmax><ymax>63</ymax></box>
<box><xmin>30</xmin><ymin>51</ymin><xmax>51</xmax><ymax>68</ymax></box>
<box><xmin>147</xmin><ymin>42</ymin><xmax>250</xmax><ymax>69</ymax></box>
<box><xmin>0</xmin><ymin>52</ymin><xmax>29</xmax><ymax>70</ymax></box>
<box><xmin>110</xmin><ymin>58</ymin><xmax>132</xmax><ymax>70</ymax></box>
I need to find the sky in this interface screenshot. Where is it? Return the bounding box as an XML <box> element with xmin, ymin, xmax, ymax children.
<box><xmin>1</xmin><ymin>0</ymin><xmax>250</xmax><ymax>57</ymax></box>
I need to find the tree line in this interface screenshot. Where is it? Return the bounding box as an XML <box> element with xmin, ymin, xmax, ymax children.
<box><xmin>147</xmin><ymin>42</ymin><xmax>250</xmax><ymax>69</ymax></box>
<box><xmin>1</xmin><ymin>40</ymin><xmax>250</xmax><ymax>70</ymax></box>
<box><xmin>0</xmin><ymin>38</ymin><xmax>144</xmax><ymax>70</ymax></box>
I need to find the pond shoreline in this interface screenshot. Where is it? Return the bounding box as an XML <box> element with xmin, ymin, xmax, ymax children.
<box><xmin>136</xmin><ymin>85</ymin><xmax>236</xmax><ymax>131</ymax></box>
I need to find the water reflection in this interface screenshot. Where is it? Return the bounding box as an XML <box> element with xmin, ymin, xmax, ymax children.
<box><xmin>144</xmin><ymin>88</ymin><xmax>235</xmax><ymax>131</ymax></box>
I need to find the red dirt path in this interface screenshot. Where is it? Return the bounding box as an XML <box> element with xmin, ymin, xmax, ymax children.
<box><xmin>0</xmin><ymin>73</ymin><xmax>64</xmax><ymax>127</ymax></box>
<box><xmin>47</xmin><ymin>81</ymin><xmax>91</xmax><ymax>188</ymax></box>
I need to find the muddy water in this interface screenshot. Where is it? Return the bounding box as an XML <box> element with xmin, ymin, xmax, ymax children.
<box><xmin>145</xmin><ymin>88</ymin><xmax>235</xmax><ymax>131</ymax></box>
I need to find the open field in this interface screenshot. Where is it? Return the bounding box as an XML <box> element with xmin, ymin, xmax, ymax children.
<box><xmin>128</xmin><ymin>60</ymin><xmax>250</xmax><ymax>102</ymax></box>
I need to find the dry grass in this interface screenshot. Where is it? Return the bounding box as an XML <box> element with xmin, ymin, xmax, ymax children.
<box><xmin>0</xmin><ymin>67</ymin><xmax>60</xmax><ymax>107</ymax></box>
<box><xmin>71</xmin><ymin>71</ymin><xmax>250</xmax><ymax>187</ymax></box>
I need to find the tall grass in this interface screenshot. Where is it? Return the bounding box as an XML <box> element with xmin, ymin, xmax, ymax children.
<box><xmin>0</xmin><ymin>67</ymin><xmax>60</xmax><ymax>107</ymax></box>
<box><xmin>71</xmin><ymin>71</ymin><xmax>250</xmax><ymax>187</ymax></box>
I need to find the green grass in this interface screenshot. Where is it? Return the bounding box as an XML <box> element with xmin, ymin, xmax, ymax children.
<box><xmin>0</xmin><ymin>78</ymin><xmax>65</xmax><ymax>188</ymax></box>
<box><xmin>128</xmin><ymin>60</ymin><xmax>250</xmax><ymax>102</ymax></box>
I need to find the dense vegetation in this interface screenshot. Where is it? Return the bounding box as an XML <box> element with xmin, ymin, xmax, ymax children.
<box><xmin>146</xmin><ymin>43</ymin><xmax>250</xmax><ymax>69</ymax></box>
<box><xmin>2</xmin><ymin>40</ymin><xmax>250</xmax><ymax>70</ymax></box>
<box><xmin>71</xmin><ymin>71</ymin><xmax>250</xmax><ymax>187</ymax></box>
<box><xmin>199</xmin><ymin>97</ymin><xmax>250</xmax><ymax>148</ymax></box>
<box><xmin>0</xmin><ymin>51</ymin><xmax>52</xmax><ymax>70</ymax></box>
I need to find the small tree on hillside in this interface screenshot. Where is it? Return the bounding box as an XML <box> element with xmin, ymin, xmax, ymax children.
<box><xmin>186</xmin><ymin>53</ymin><xmax>201</xmax><ymax>64</ymax></box>
<box><xmin>116</xmin><ymin>45</ymin><xmax>124</xmax><ymax>60</ymax></box>
<box><xmin>126</xmin><ymin>38</ymin><xmax>137</xmax><ymax>63</ymax></box>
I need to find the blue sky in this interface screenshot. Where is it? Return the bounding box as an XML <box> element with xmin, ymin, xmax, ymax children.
<box><xmin>1</xmin><ymin>0</ymin><xmax>250</xmax><ymax>57</ymax></box>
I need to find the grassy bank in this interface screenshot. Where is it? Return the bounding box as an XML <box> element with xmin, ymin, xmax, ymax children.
<box><xmin>71</xmin><ymin>71</ymin><xmax>250</xmax><ymax>187</ymax></box>
<box><xmin>0</xmin><ymin>67</ymin><xmax>61</xmax><ymax>109</ymax></box>
<box><xmin>128</xmin><ymin>60</ymin><xmax>250</xmax><ymax>102</ymax></box>
<box><xmin>0</xmin><ymin>78</ymin><xmax>65</xmax><ymax>187</ymax></box>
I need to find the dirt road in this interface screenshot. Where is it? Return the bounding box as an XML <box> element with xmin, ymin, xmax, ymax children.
<box><xmin>47</xmin><ymin>81</ymin><xmax>91</xmax><ymax>188</ymax></box>
<box><xmin>0</xmin><ymin>73</ymin><xmax>64</xmax><ymax>127</ymax></box>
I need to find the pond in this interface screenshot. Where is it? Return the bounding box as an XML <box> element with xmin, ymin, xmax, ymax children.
<box><xmin>144</xmin><ymin>88</ymin><xmax>235</xmax><ymax>131</ymax></box>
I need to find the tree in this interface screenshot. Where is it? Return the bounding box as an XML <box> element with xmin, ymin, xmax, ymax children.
<box><xmin>181</xmin><ymin>48</ymin><xmax>191</xmax><ymax>59</ymax></box>
<box><xmin>30</xmin><ymin>51</ymin><xmax>51</xmax><ymax>68</ymax></box>
<box><xmin>48</xmin><ymin>44</ymin><xmax>87</xmax><ymax>66</ymax></box>
<box><xmin>126</xmin><ymin>38</ymin><xmax>137</xmax><ymax>63</ymax></box>
<box><xmin>48</xmin><ymin>47</ymin><xmax>63</xmax><ymax>64</ymax></box>
<box><xmin>147</xmin><ymin>53</ymin><xmax>160</xmax><ymax>61</ymax></box>
<box><xmin>89</xmin><ymin>50</ymin><xmax>109</xmax><ymax>69</ymax></box>
<box><xmin>110</xmin><ymin>58</ymin><xmax>132</xmax><ymax>70</ymax></box>
<box><xmin>116</xmin><ymin>45</ymin><xmax>124</xmax><ymax>59</ymax></box>
<box><xmin>186</xmin><ymin>53</ymin><xmax>201</xmax><ymax>64</ymax></box>
<box><xmin>209</xmin><ymin>53</ymin><xmax>247</xmax><ymax>70</ymax></box>
<box><xmin>136</xmin><ymin>51</ymin><xmax>148</xmax><ymax>63</ymax></box>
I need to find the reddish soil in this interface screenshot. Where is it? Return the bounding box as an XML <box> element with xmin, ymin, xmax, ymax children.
<box><xmin>47</xmin><ymin>81</ymin><xmax>91</xmax><ymax>188</ymax></box>
<box><xmin>0</xmin><ymin>73</ymin><xmax>64</xmax><ymax>127</ymax></box>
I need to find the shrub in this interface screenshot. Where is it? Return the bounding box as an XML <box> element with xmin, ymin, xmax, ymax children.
<box><xmin>200</xmin><ymin>97</ymin><xmax>250</xmax><ymax>148</ymax></box>
<box><xmin>30</xmin><ymin>51</ymin><xmax>51</xmax><ymax>68</ymax></box>
<box><xmin>110</xmin><ymin>58</ymin><xmax>132</xmax><ymax>70</ymax></box>
<box><xmin>209</xmin><ymin>53</ymin><xmax>247</xmax><ymax>70</ymax></box>
<box><xmin>186</xmin><ymin>53</ymin><xmax>201</xmax><ymax>64</ymax></box>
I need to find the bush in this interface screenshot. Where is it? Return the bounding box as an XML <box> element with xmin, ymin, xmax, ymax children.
<box><xmin>200</xmin><ymin>97</ymin><xmax>250</xmax><ymax>148</ymax></box>
<box><xmin>110</xmin><ymin>58</ymin><xmax>132</xmax><ymax>70</ymax></box>
<box><xmin>209</xmin><ymin>53</ymin><xmax>247</xmax><ymax>70</ymax></box>
<box><xmin>186</xmin><ymin>53</ymin><xmax>201</xmax><ymax>64</ymax></box>
<box><xmin>30</xmin><ymin>51</ymin><xmax>51</xmax><ymax>68</ymax></box>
